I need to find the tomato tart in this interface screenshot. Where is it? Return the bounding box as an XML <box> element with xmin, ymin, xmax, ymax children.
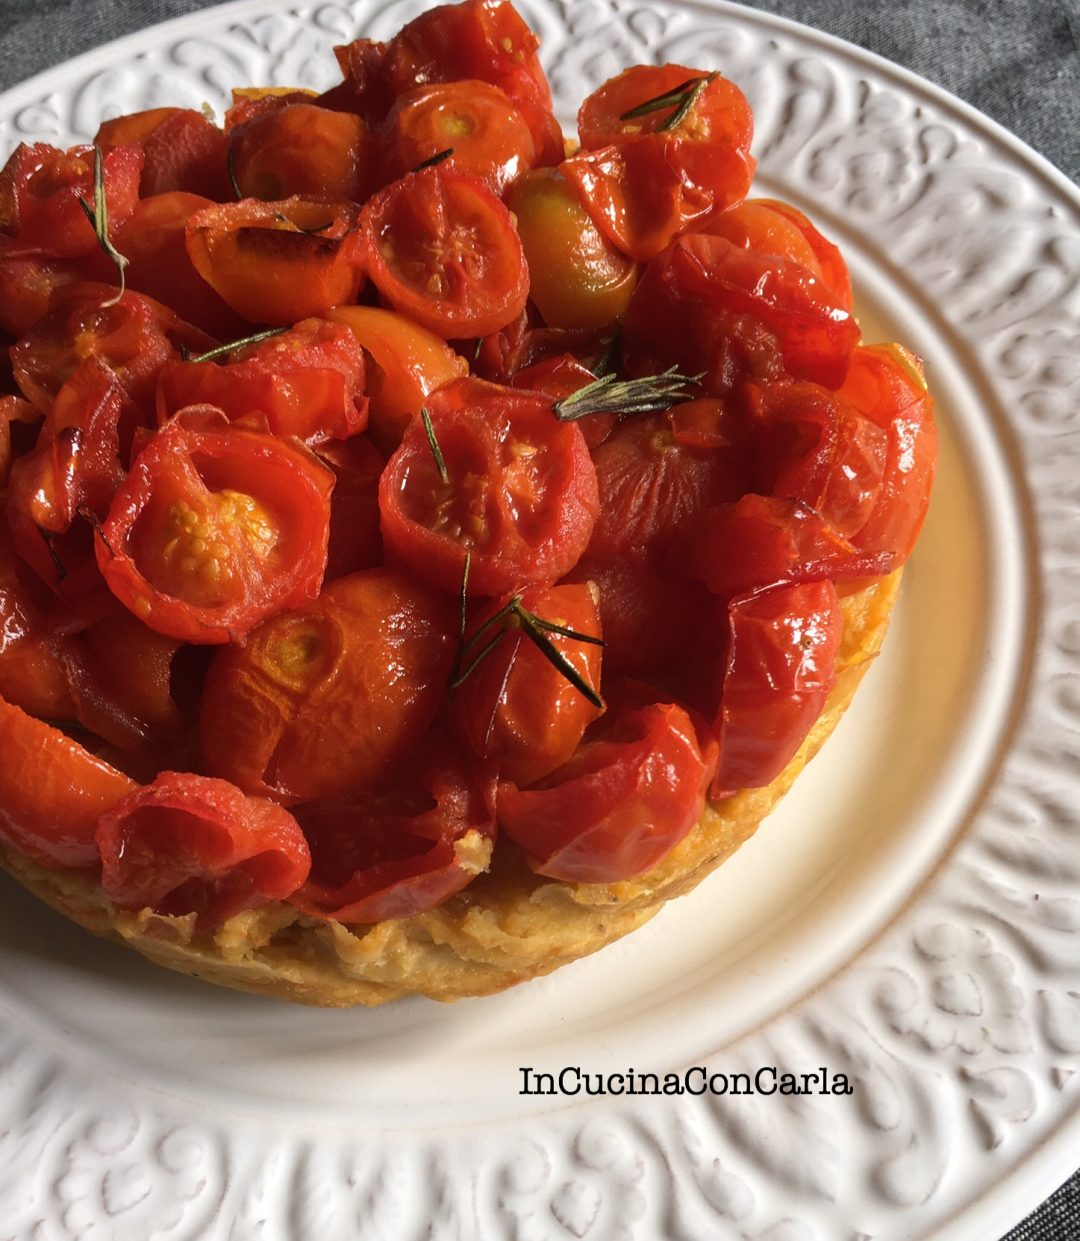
<box><xmin>0</xmin><ymin>0</ymin><xmax>936</xmax><ymax>1006</ymax></box>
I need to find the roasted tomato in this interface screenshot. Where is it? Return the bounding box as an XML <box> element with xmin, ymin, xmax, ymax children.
<box><xmin>0</xmin><ymin>237</ymin><xmax>81</xmax><ymax>337</ymax></box>
<box><xmin>622</xmin><ymin>233</ymin><xmax>861</xmax><ymax>394</ymax></box>
<box><xmin>361</xmin><ymin>164</ymin><xmax>528</xmax><ymax>339</ymax></box>
<box><xmin>198</xmin><ymin>568</ymin><xmax>456</xmax><ymax>803</ymax></box>
<box><xmin>228</xmin><ymin>101</ymin><xmax>378</xmax><ymax>202</ymax></box>
<box><xmin>498</xmin><ymin>702</ymin><xmax>715</xmax><ymax>883</ymax></box>
<box><xmin>95</xmin><ymin>108</ymin><xmax>229</xmax><ymax>199</ymax></box>
<box><xmin>0</xmin><ymin>529</ymin><xmax>74</xmax><ymax>718</ymax></box>
<box><xmin>380</xmin><ymin>80</ymin><xmax>537</xmax><ymax>193</ymax></box>
<box><xmin>507</xmin><ymin>168</ymin><xmax>640</xmax><ymax>331</ymax></box>
<box><xmin>95</xmin><ymin>412</ymin><xmax>333</xmax><ymax>643</ymax></box>
<box><xmin>379</xmin><ymin>378</ymin><xmax>599</xmax><ymax>596</ymax></box>
<box><xmin>185</xmin><ymin>196</ymin><xmax>365</xmax><ymax>325</ymax></box>
<box><xmin>96</xmin><ymin>771</ymin><xmax>311</xmax><ymax>927</ymax></box>
<box><xmin>327</xmin><ymin>304</ymin><xmax>467</xmax><ymax>452</ymax></box>
<box><xmin>0</xmin><ymin>694</ymin><xmax>137</xmax><ymax>868</ymax></box>
<box><xmin>710</xmin><ymin>580</ymin><xmax>843</xmax><ymax>795</ymax></box>
<box><xmin>0</xmin><ymin>142</ymin><xmax>142</xmax><ymax>257</ymax></box>
<box><xmin>288</xmin><ymin>743</ymin><xmax>495</xmax><ymax>923</ymax></box>
<box><xmin>451</xmin><ymin>583</ymin><xmax>604</xmax><ymax>786</ymax></box>
<box><xmin>315</xmin><ymin>435</ymin><xmax>385</xmax><ymax>579</ymax></box>
<box><xmin>157</xmin><ymin>318</ymin><xmax>369</xmax><ymax>443</ymax></box>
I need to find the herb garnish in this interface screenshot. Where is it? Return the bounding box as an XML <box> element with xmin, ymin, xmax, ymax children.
<box><xmin>77</xmin><ymin>145</ymin><xmax>128</xmax><ymax>307</ymax></box>
<box><xmin>226</xmin><ymin>144</ymin><xmax>242</xmax><ymax>199</ymax></box>
<box><xmin>188</xmin><ymin>327</ymin><xmax>289</xmax><ymax>365</ymax></box>
<box><xmin>619</xmin><ymin>72</ymin><xmax>719</xmax><ymax>132</ymax></box>
<box><xmin>421</xmin><ymin>406</ymin><xmax>450</xmax><ymax>483</ymax></box>
<box><xmin>551</xmin><ymin>366</ymin><xmax>703</xmax><ymax>422</ymax></box>
<box><xmin>411</xmin><ymin>148</ymin><xmax>455</xmax><ymax>173</ymax></box>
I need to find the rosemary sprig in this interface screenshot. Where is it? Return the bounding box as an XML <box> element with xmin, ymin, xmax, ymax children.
<box><xmin>412</xmin><ymin>147</ymin><xmax>454</xmax><ymax>173</ymax></box>
<box><xmin>592</xmin><ymin>331</ymin><xmax>620</xmax><ymax>378</ymax></box>
<box><xmin>421</xmin><ymin>407</ymin><xmax>449</xmax><ymax>483</ymax></box>
<box><xmin>227</xmin><ymin>144</ymin><xmax>242</xmax><ymax>199</ymax></box>
<box><xmin>619</xmin><ymin>72</ymin><xmax>718</xmax><ymax>132</ymax></box>
<box><xmin>77</xmin><ymin>145</ymin><xmax>128</xmax><ymax>308</ymax></box>
<box><xmin>188</xmin><ymin>327</ymin><xmax>289</xmax><ymax>365</ymax></box>
<box><xmin>459</xmin><ymin>552</ymin><xmax>471</xmax><ymax>643</ymax></box>
<box><xmin>551</xmin><ymin>366</ymin><xmax>703</xmax><ymax>422</ymax></box>
<box><xmin>450</xmin><ymin>593</ymin><xmax>604</xmax><ymax>709</ymax></box>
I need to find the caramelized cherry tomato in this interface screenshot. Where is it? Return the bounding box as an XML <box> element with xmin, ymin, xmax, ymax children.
<box><xmin>198</xmin><ymin>568</ymin><xmax>456</xmax><ymax>802</ymax></box>
<box><xmin>95</xmin><ymin>412</ymin><xmax>333</xmax><ymax>643</ymax></box>
<box><xmin>315</xmin><ymin>436</ymin><xmax>385</xmax><ymax>579</ymax></box>
<box><xmin>711</xmin><ymin>580</ymin><xmax>843</xmax><ymax>794</ymax></box>
<box><xmin>0</xmin><ymin>529</ymin><xmax>74</xmax><ymax>718</ymax></box>
<box><xmin>185</xmin><ymin>196</ymin><xmax>365</xmax><ymax>325</ymax></box>
<box><xmin>158</xmin><ymin>318</ymin><xmax>369</xmax><ymax>443</ymax></box>
<box><xmin>0</xmin><ymin>237</ymin><xmax>81</xmax><ymax>337</ymax></box>
<box><xmin>507</xmin><ymin>168</ymin><xmax>640</xmax><ymax>331</ymax></box>
<box><xmin>452</xmin><ymin>583</ymin><xmax>604</xmax><ymax>786</ymax></box>
<box><xmin>361</xmin><ymin>165</ymin><xmax>528</xmax><ymax>339</ymax></box>
<box><xmin>95</xmin><ymin>108</ymin><xmax>229</xmax><ymax>199</ymax></box>
<box><xmin>498</xmin><ymin>702</ymin><xmax>714</xmax><ymax>883</ymax></box>
<box><xmin>96</xmin><ymin>771</ymin><xmax>311</xmax><ymax>927</ymax></box>
<box><xmin>381</xmin><ymin>80</ymin><xmax>537</xmax><ymax>192</ymax></box>
<box><xmin>379</xmin><ymin>378</ymin><xmax>599</xmax><ymax>596</ymax></box>
<box><xmin>288</xmin><ymin>743</ymin><xmax>495</xmax><ymax>923</ymax></box>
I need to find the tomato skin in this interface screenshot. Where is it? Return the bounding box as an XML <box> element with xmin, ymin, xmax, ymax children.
<box><xmin>185</xmin><ymin>196</ymin><xmax>366</xmax><ymax>325</ymax></box>
<box><xmin>361</xmin><ymin>165</ymin><xmax>529</xmax><ymax>339</ymax></box>
<box><xmin>0</xmin><ymin>142</ymin><xmax>143</xmax><ymax>258</ymax></box>
<box><xmin>836</xmin><ymin>345</ymin><xmax>938</xmax><ymax>563</ymax></box>
<box><xmin>228</xmin><ymin>102</ymin><xmax>378</xmax><ymax>202</ymax></box>
<box><xmin>96</xmin><ymin>771</ymin><xmax>311</xmax><ymax>928</ymax></box>
<box><xmin>711</xmin><ymin>580</ymin><xmax>843</xmax><ymax>795</ymax></box>
<box><xmin>157</xmin><ymin>318</ymin><xmax>369</xmax><ymax>444</ymax></box>
<box><xmin>0</xmin><ymin>238</ymin><xmax>81</xmax><ymax>337</ymax></box>
<box><xmin>95</xmin><ymin>108</ymin><xmax>229</xmax><ymax>200</ymax></box>
<box><xmin>96</xmin><ymin>413</ymin><xmax>333</xmax><ymax>644</ymax></box>
<box><xmin>498</xmin><ymin>702</ymin><xmax>715</xmax><ymax>883</ymax></box>
<box><xmin>0</xmin><ymin>694</ymin><xmax>137</xmax><ymax>868</ymax></box>
<box><xmin>198</xmin><ymin>568</ymin><xmax>456</xmax><ymax>803</ymax></box>
<box><xmin>315</xmin><ymin>436</ymin><xmax>385</xmax><ymax>580</ymax></box>
<box><xmin>381</xmin><ymin>79</ymin><xmax>537</xmax><ymax>193</ymax></box>
<box><xmin>622</xmin><ymin>234</ymin><xmax>860</xmax><ymax>394</ymax></box>
<box><xmin>288</xmin><ymin>744</ymin><xmax>496</xmax><ymax>923</ymax></box>
<box><xmin>326</xmin><ymin>304</ymin><xmax>467</xmax><ymax>452</ymax></box>
<box><xmin>507</xmin><ymin>168</ymin><xmax>640</xmax><ymax>331</ymax></box>
<box><xmin>510</xmin><ymin>354</ymin><xmax>616</xmax><ymax>450</ymax></box>
<box><xmin>379</xmin><ymin>377</ymin><xmax>600</xmax><ymax>597</ymax></box>
<box><xmin>452</xmin><ymin>583</ymin><xmax>604</xmax><ymax>786</ymax></box>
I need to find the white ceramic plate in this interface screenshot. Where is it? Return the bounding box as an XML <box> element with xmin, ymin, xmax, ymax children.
<box><xmin>0</xmin><ymin>2</ymin><xmax>1077</xmax><ymax>1238</ymax></box>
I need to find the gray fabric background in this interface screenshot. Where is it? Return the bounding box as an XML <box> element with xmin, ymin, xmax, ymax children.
<box><xmin>0</xmin><ymin>1</ymin><xmax>1076</xmax><ymax>1237</ymax></box>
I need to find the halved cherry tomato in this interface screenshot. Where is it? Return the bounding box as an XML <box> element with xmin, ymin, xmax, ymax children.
<box><xmin>185</xmin><ymin>196</ymin><xmax>365</xmax><ymax>325</ymax></box>
<box><xmin>452</xmin><ymin>583</ymin><xmax>604</xmax><ymax>786</ymax></box>
<box><xmin>288</xmin><ymin>742</ymin><xmax>495</xmax><ymax>923</ymax></box>
<box><xmin>95</xmin><ymin>108</ymin><xmax>229</xmax><ymax>199</ymax></box>
<box><xmin>361</xmin><ymin>165</ymin><xmax>528</xmax><ymax>339</ymax></box>
<box><xmin>157</xmin><ymin>317</ymin><xmax>368</xmax><ymax>443</ymax></box>
<box><xmin>95</xmin><ymin>411</ymin><xmax>333</xmax><ymax>643</ymax></box>
<box><xmin>228</xmin><ymin>102</ymin><xmax>378</xmax><ymax>202</ymax></box>
<box><xmin>315</xmin><ymin>436</ymin><xmax>385</xmax><ymax>579</ymax></box>
<box><xmin>622</xmin><ymin>233</ymin><xmax>860</xmax><ymax>394</ymax></box>
<box><xmin>0</xmin><ymin>236</ymin><xmax>81</xmax><ymax>337</ymax></box>
<box><xmin>327</xmin><ymin>304</ymin><xmax>468</xmax><ymax>452</ymax></box>
<box><xmin>224</xmin><ymin>89</ymin><xmax>321</xmax><ymax>131</ymax></box>
<box><xmin>198</xmin><ymin>568</ymin><xmax>456</xmax><ymax>802</ymax></box>
<box><xmin>96</xmin><ymin>771</ymin><xmax>311</xmax><ymax>927</ymax></box>
<box><xmin>381</xmin><ymin>79</ymin><xmax>537</xmax><ymax>193</ymax></box>
<box><xmin>507</xmin><ymin>168</ymin><xmax>640</xmax><ymax>330</ymax></box>
<box><xmin>0</xmin><ymin>142</ymin><xmax>143</xmax><ymax>258</ymax></box>
<box><xmin>0</xmin><ymin>694</ymin><xmax>136</xmax><ymax>868</ymax></box>
<box><xmin>711</xmin><ymin>580</ymin><xmax>843</xmax><ymax>795</ymax></box>
<box><xmin>498</xmin><ymin>702</ymin><xmax>714</xmax><ymax>883</ymax></box>
<box><xmin>379</xmin><ymin>377</ymin><xmax>599</xmax><ymax>596</ymax></box>
<box><xmin>0</xmin><ymin>528</ymin><xmax>74</xmax><ymax>718</ymax></box>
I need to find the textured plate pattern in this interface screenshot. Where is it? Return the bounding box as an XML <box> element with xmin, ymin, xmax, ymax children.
<box><xmin>0</xmin><ymin>2</ymin><xmax>1078</xmax><ymax>1238</ymax></box>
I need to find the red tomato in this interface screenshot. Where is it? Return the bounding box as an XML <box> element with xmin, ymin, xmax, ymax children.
<box><xmin>198</xmin><ymin>568</ymin><xmax>456</xmax><ymax>802</ymax></box>
<box><xmin>95</xmin><ymin>412</ymin><xmax>333</xmax><ymax>643</ymax></box>
<box><xmin>185</xmin><ymin>196</ymin><xmax>366</xmax><ymax>325</ymax></box>
<box><xmin>288</xmin><ymin>744</ymin><xmax>496</xmax><ymax>923</ymax></box>
<box><xmin>0</xmin><ymin>142</ymin><xmax>143</xmax><ymax>258</ymax></box>
<box><xmin>228</xmin><ymin>101</ymin><xmax>378</xmax><ymax>202</ymax></box>
<box><xmin>315</xmin><ymin>436</ymin><xmax>385</xmax><ymax>579</ymax></box>
<box><xmin>498</xmin><ymin>702</ymin><xmax>715</xmax><ymax>883</ymax></box>
<box><xmin>157</xmin><ymin>317</ymin><xmax>369</xmax><ymax>443</ymax></box>
<box><xmin>379</xmin><ymin>377</ymin><xmax>599</xmax><ymax>596</ymax></box>
<box><xmin>95</xmin><ymin>108</ymin><xmax>229</xmax><ymax>199</ymax></box>
<box><xmin>452</xmin><ymin>583</ymin><xmax>604</xmax><ymax>786</ymax></box>
<box><xmin>510</xmin><ymin>354</ymin><xmax>616</xmax><ymax>449</ymax></box>
<box><xmin>361</xmin><ymin>165</ymin><xmax>528</xmax><ymax>339</ymax></box>
<box><xmin>836</xmin><ymin>345</ymin><xmax>938</xmax><ymax>562</ymax></box>
<box><xmin>622</xmin><ymin>234</ymin><xmax>861</xmax><ymax>394</ymax></box>
<box><xmin>96</xmin><ymin>771</ymin><xmax>311</xmax><ymax>927</ymax></box>
<box><xmin>711</xmin><ymin>580</ymin><xmax>843</xmax><ymax>794</ymax></box>
<box><xmin>381</xmin><ymin>79</ymin><xmax>537</xmax><ymax>193</ymax></box>
<box><xmin>0</xmin><ymin>236</ymin><xmax>81</xmax><ymax>337</ymax></box>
